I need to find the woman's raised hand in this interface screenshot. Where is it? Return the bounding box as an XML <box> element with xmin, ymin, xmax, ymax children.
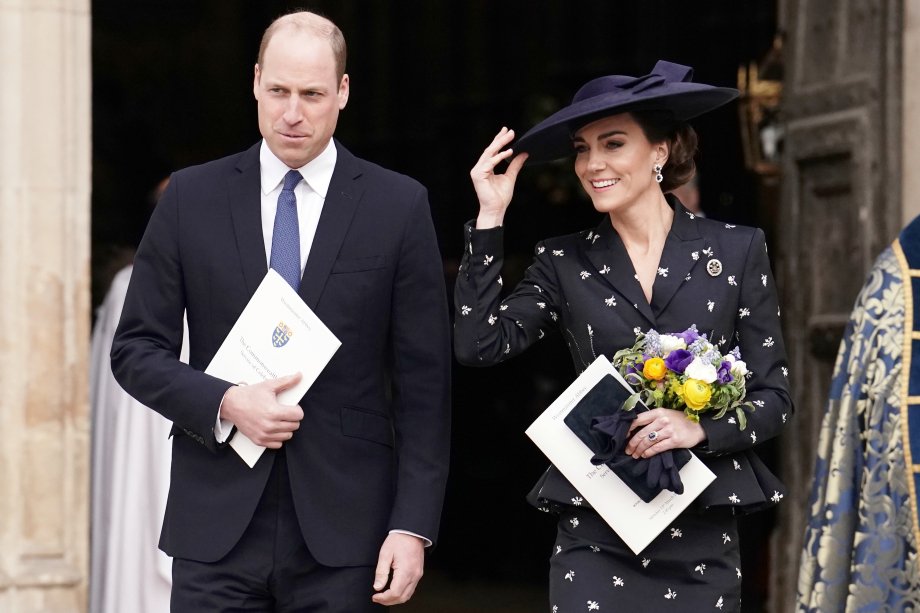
<box><xmin>470</xmin><ymin>127</ymin><xmax>529</xmax><ymax>229</ymax></box>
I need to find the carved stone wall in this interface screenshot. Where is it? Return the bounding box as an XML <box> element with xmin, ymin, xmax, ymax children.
<box><xmin>0</xmin><ymin>1</ymin><xmax>91</xmax><ymax>611</ymax></box>
<box><xmin>771</xmin><ymin>0</ymin><xmax>904</xmax><ymax>610</ymax></box>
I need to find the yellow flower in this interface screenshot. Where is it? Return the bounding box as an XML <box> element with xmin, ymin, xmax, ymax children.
<box><xmin>682</xmin><ymin>379</ymin><xmax>712</xmax><ymax>410</ymax></box>
<box><xmin>642</xmin><ymin>358</ymin><xmax>667</xmax><ymax>381</ymax></box>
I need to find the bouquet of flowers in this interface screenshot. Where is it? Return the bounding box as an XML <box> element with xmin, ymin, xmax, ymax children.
<box><xmin>611</xmin><ymin>325</ymin><xmax>753</xmax><ymax>430</ymax></box>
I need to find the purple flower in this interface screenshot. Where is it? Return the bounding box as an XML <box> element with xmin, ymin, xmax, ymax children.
<box><xmin>664</xmin><ymin>349</ymin><xmax>694</xmax><ymax>374</ymax></box>
<box><xmin>717</xmin><ymin>361</ymin><xmax>734</xmax><ymax>384</ymax></box>
<box><xmin>675</xmin><ymin>325</ymin><xmax>701</xmax><ymax>346</ymax></box>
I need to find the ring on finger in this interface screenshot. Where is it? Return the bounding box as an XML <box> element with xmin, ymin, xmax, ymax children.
<box><xmin>648</xmin><ymin>430</ymin><xmax>659</xmax><ymax>441</ymax></box>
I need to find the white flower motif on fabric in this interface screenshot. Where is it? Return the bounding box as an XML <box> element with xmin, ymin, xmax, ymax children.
<box><xmin>642</xmin><ymin>558</ymin><xmax>651</xmax><ymax>568</ymax></box>
<box><xmin>763</xmin><ymin>337</ymin><xmax>774</xmax><ymax>347</ymax></box>
<box><xmin>728</xmin><ymin>417</ymin><xmax>736</xmax><ymax>424</ymax></box>
<box><xmin>722</xmin><ymin>533</ymin><xmax>732</xmax><ymax>544</ymax></box>
<box><xmin>753</xmin><ymin>400</ymin><xmax>765</xmax><ymax>407</ymax></box>
<box><xmin>761</xmin><ymin>273</ymin><xmax>768</xmax><ymax>287</ymax></box>
<box><xmin>686</xmin><ymin>211</ymin><xmax>696</xmax><ymax>219</ymax></box>
<box><xmin>695</xmin><ymin>564</ymin><xmax>707</xmax><ymax>575</ymax></box>
<box><xmin>588</xmin><ymin>601</ymin><xmax>600</xmax><ymax>611</ymax></box>
<box><xmin>460</xmin><ymin>305</ymin><xmax>471</xmax><ymax>316</ymax></box>
<box><xmin>733</xmin><ymin>460</ymin><xmax>741</xmax><ymax>471</ymax></box>
<box><xmin>777</xmin><ymin>306</ymin><xmax>781</xmax><ymax>317</ymax></box>
<box><xmin>571</xmin><ymin>496</ymin><xmax>584</xmax><ymax>506</ymax></box>
<box><xmin>782</xmin><ymin>367</ymin><xmax>789</xmax><ymax>377</ymax></box>
<box><xmin>657</xmin><ymin>267</ymin><xmax>669</xmax><ymax>277</ymax></box>
<box><xmin>665</xmin><ymin>588</ymin><xmax>677</xmax><ymax>600</ymax></box>
<box><xmin>553</xmin><ymin>606</ymin><xmax>559</xmax><ymax>613</ymax></box>
<box><xmin>483</xmin><ymin>254</ymin><xmax>493</xmax><ymax>266</ymax></box>
<box><xmin>538</xmin><ymin>246</ymin><xmax>546</xmax><ymax>254</ymax></box>
<box><xmin>739</xmin><ymin>307</ymin><xmax>750</xmax><ymax>318</ymax></box>
<box><xmin>499</xmin><ymin>304</ymin><xmax>508</xmax><ymax>311</ymax></box>
<box><xmin>538</xmin><ymin>330</ymin><xmax>545</xmax><ymax>339</ymax></box>
<box><xmin>612</xmin><ymin>576</ymin><xmax>625</xmax><ymax>587</ymax></box>
<box><xmin>555</xmin><ymin>545</ymin><xmax>562</xmax><ymax>555</ymax></box>
<box><xmin>580</xmin><ymin>270</ymin><xmax>591</xmax><ymax>280</ymax></box>
<box><xmin>599</xmin><ymin>265</ymin><xmax>611</xmax><ymax>274</ymax></box>
<box><xmin>771</xmin><ymin>491</ymin><xmax>784</xmax><ymax>503</ymax></box>
<box><xmin>729</xmin><ymin>493</ymin><xmax>741</xmax><ymax>504</ymax></box>
<box><xmin>719</xmin><ymin>335</ymin><xmax>727</xmax><ymax>346</ymax></box>
<box><xmin>685</xmin><ymin>274</ymin><xmax>692</xmax><ymax>282</ymax></box>
<box><xmin>533</xmin><ymin>284</ymin><xmax>543</xmax><ymax>293</ymax></box>
<box><xmin>782</xmin><ymin>413</ymin><xmax>787</xmax><ymax>423</ymax></box>
<box><xmin>707</xmin><ymin>300</ymin><xmax>714</xmax><ymax>312</ymax></box>
<box><xmin>727</xmin><ymin>275</ymin><xmax>737</xmax><ymax>286</ymax></box>
<box><xmin>564</xmin><ymin>570</ymin><xmax>575</xmax><ymax>582</ymax></box>
<box><xmin>570</xmin><ymin>517</ymin><xmax>579</xmax><ymax>528</ymax></box>
<box><xmin>497</xmin><ymin>275</ymin><xmax>503</xmax><ymax>286</ymax></box>
<box><xmin>750</xmin><ymin>431</ymin><xmax>757</xmax><ymax>443</ymax></box>
<box><xmin>589</xmin><ymin>545</ymin><xmax>600</xmax><ymax>553</ymax></box>
<box><xmin>537</xmin><ymin>302</ymin><xmax>546</xmax><ymax>310</ymax></box>
<box><xmin>605</xmin><ymin>296</ymin><xmax>617</xmax><ymax>307</ymax></box>
<box><xmin>552</xmin><ymin>249</ymin><xmax>565</xmax><ymax>257</ymax></box>
<box><xmin>703</xmin><ymin>247</ymin><xmax>713</xmax><ymax>256</ymax></box>
<box><xmin>488</xmin><ymin>314</ymin><xmax>497</xmax><ymax>326</ymax></box>
<box><xmin>670</xmin><ymin>528</ymin><xmax>683</xmax><ymax>539</ymax></box>
<box><xmin>586</xmin><ymin>231</ymin><xmax>594</xmax><ymax>242</ymax></box>
<box><xmin>592</xmin><ymin>234</ymin><xmax>600</xmax><ymax>244</ymax></box>
<box><xmin>691</xmin><ymin>251</ymin><xmax>700</xmax><ymax>261</ymax></box>
<box><xmin>514</xmin><ymin>320</ymin><xmax>524</xmax><ymax>329</ymax></box>
<box><xmin>736</xmin><ymin>568</ymin><xmax>742</xmax><ymax>579</ymax></box>
<box><xmin>725</xmin><ymin>224</ymin><xmax>736</xmax><ymax>229</ymax></box>
<box><xmin>551</xmin><ymin>312</ymin><xmax>559</xmax><ymax>322</ymax></box>
<box><xmin>503</xmin><ymin>343</ymin><xmax>510</xmax><ymax>355</ymax></box>
<box><xmin>716</xmin><ymin>596</ymin><xmax>724</xmax><ymax>609</ymax></box>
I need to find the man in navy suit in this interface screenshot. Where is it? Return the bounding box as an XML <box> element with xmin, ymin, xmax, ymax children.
<box><xmin>111</xmin><ymin>10</ymin><xmax>450</xmax><ymax>611</ymax></box>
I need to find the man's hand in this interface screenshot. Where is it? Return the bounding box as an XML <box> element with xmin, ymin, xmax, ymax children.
<box><xmin>371</xmin><ymin>533</ymin><xmax>425</xmax><ymax>606</ymax></box>
<box><xmin>219</xmin><ymin>373</ymin><xmax>304</xmax><ymax>448</ymax></box>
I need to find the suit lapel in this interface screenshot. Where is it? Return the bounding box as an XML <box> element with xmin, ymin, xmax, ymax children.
<box><xmin>584</xmin><ymin>217</ymin><xmax>656</xmax><ymax>326</ymax></box>
<box><xmin>299</xmin><ymin>140</ymin><xmax>362</xmax><ymax>309</ymax></box>
<box><xmin>650</xmin><ymin>202</ymin><xmax>708</xmax><ymax>316</ymax></box>
<box><xmin>228</xmin><ymin>143</ymin><xmax>268</xmax><ymax>297</ymax></box>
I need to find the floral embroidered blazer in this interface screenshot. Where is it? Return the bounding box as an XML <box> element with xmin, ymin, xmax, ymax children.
<box><xmin>454</xmin><ymin>201</ymin><xmax>794</xmax><ymax>513</ymax></box>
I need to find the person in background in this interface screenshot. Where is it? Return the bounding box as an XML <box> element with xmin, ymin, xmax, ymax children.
<box><xmin>111</xmin><ymin>10</ymin><xmax>450</xmax><ymax>612</ymax></box>
<box><xmin>454</xmin><ymin>61</ymin><xmax>792</xmax><ymax>611</ymax></box>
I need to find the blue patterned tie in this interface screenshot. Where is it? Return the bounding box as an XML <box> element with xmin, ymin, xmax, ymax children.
<box><xmin>270</xmin><ymin>170</ymin><xmax>304</xmax><ymax>290</ymax></box>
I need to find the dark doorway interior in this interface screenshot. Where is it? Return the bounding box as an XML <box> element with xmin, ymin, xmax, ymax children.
<box><xmin>92</xmin><ymin>2</ymin><xmax>779</xmax><ymax>610</ymax></box>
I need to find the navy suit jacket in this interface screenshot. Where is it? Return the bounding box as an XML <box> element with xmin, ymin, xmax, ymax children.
<box><xmin>454</xmin><ymin>199</ymin><xmax>792</xmax><ymax>513</ymax></box>
<box><xmin>111</xmin><ymin>141</ymin><xmax>451</xmax><ymax>566</ymax></box>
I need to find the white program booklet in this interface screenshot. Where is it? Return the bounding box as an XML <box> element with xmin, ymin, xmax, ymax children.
<box><xmin>205</xmin><ymin>269</ymin><xmax>341</xmax><ymax>467</ymax></box>
<box><xmin>525</xmin><ymin>354</ymin><xmax>716</xmax><ymax>554</ymax></box>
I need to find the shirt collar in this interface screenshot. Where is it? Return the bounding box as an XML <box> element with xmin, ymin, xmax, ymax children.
<box><xmin>259</xmin><ymin>139</ymin><xmax>338</xmax><ymax>198</ymax></box>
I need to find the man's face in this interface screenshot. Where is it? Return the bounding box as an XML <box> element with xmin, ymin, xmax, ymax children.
<box><xmin>253</xmin><ymin>28</ymin><xmax>349</xmax><ymax>168</ymax></box>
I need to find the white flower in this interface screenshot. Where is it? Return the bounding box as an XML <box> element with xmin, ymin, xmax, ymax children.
<box><xmin>729</xmin><ymin>493</ymin><xmax>740</xmax><ymax>504</ymax></box>
<box><xmin>761</xmin><ymin>274</ymin><xmax>768</xmax><ymax>286</ymax></box>
<box><xmin>686</xmin><ymin>211</ymin><xmax>696</xmax><ymax>219</ymax></box>
<box><xmin>763</xmin><ymin>337</ymin><xmax>775</xmax><ymax>347</ymax></box>
<box><xmin>716</xmin><ymin>595</ymin><xmax>724</xmax><ymax>609</ymax></box>
<box><xmin>685</xmin><ymin>274</ymin><xmax>692</xmax><ymax>281</ymax></box>
<box><xmin>586</xmin><ymin>231</ymin><xmax>594</xmax><ymax>242</ymax></box>
<box><xmin>497</xmin><ymin>276</ymin><xmax>503</xmax><ymax>286</ymax></box>
<box><xmin>588</xmin><ymin>601</ymin><xmax>600</xmax><ymax>611</ymax></box>
<box><xmin>695</xmin><ymin>564</ymin><xmax>706</xmax><ymax>575</ymax></box>
<box><xmin>736</xmin><ymin>568</ymin><xmax>742</xmax><ymax>579</ymax></box>
<box><xmin>612</xmin><ymin>576</ymin><xmax>624</xmax><ymax>587</ymax></box>
<box><xmin>750</xmin><ymin>431</ymin><xmax>757</xmax><ymax>444</ymax></box>
<box><xmin>685</xmin><ymin>357</ymin><xmax>718</xmax><ymax>383</ymax></box>
<box><xmin>499</xmin><ymin>304</ymin><xmax>508</xmax><ymax>311</ymax></box>
<box><xmin>551</xmin><ymin>312</ymin><xmax>559</xmax><ymax>321</ymax></box>
<box><xmin>642</xmin><ymin>558</ymin><xmax>651</xmax><ymax>568</ymax></box>
<box><xmin>730</xmin><ymin>359</ymin><xmax>748</xmax><ymax>377</ymax></box>
<box><xmin>782</xmin><ymin>366</ymin><xmax>789</xmax><ymax>377</ymax></box>
<box><xmin>658</xmin><ymin>334</ymin><xmax>687</xmax><ymax>353</ymax></box>
<box><xmin>670</xmin><ymin>528</ymin><xmax>683</xmax><ymax>539</ymax></box>
<box><xmin>771</xmin><ymin>491</ymin><xmax>784</xmax><ymax>503</ymax></box>
<box><xmin>537</xmin><ymin>246</ymin><xmax>546</xmax><ymax>254</ymax></box>
<box><xmin>725</xmin><ymin>224</ymin><xmax>736</xmax><ymax>229</ymax></box>
<box><xmin>634</xmin><ymin>327</ymin><xmax>642</xmax><ymax>335</ymax></box>
<box><xmin>691</xmin><ymin>251</ymin><xmax>700</xmax><ymax>261</ymax></box>
<box><xmin>739</xmin><ymin>307</ymin><xmax>751</xmax><ymax>318</ymax></box>
<box><xmin>753</xmin><ymin>400</ymin><xmax>765</xmax><ymax>407</ymax></box>
<box><xmin>460</xmin><ymin>305</ymin><xmax>471</xmax><ymax>316</ymax></box>
<box><xmin>733</xmin><ymin>460</ymin><xmax>741</xmax><ymax>471</ymax></box>
<box><xmin>727</xmin><ymin>275</ymin><xmax>737</xmax><ymax>286</ymax></box>
<box><xmin>722</xmin><ymin>533</ymin><xmax>732</xmax><ymax>544</ymax></box>
<box><xmin>538</xmin><ymin>330</ymin><xmax>545</xmax><ymax>339</ymax></box>
<box><xmin>537</xmin><ymin>302</ymin><xmax>546</xmax><ymax>309</ymax></box>
<box><xmin>728</xmin><ymin>417</ymin><xmax>736</xmax><ymax>424</ymax></box>
<box><xmin>564</xmin><ymin>570</ymin><xmax>575</xmax><ymax>582</ymax></box>
<box><xmin>555</xmin><ymin>545</ymin><xmax>562</xmax><ymax>555</ymax></box>
<box><xmin>552</xmin><ymin>249</ymin><xmax>564</xmax><ymax>257</ymax></box>
<box><xmin>580</xmin><ymin>270</ymin><xmax>591</xmax><ymax>280</ymax></box>
<box><xmin>703</xmin><ymin>247</ymin><xmax>713</xmax><ymax>256</ymax></box>
<box><xmin>665</xmin><ymin>588</ymin><xmax>677</xmax><ymax>600</ymax></box>
<box><xmin>503</xmin><ymin>343</ymin><xmax>510</xmax><ymax>355</ymax></box>
<box><xmin>488</xmin><ymin>314</ymin><xmax>497</xmax><ymax>326</ymax></box>
<box><xmin>657</xmin><ymin>267</ymin><xmax>669</xmax><ymax>277</ymax></box>
<box><xmin>589</xmin><ymin>545</ymin><xmax>600</xmax><ymax>553</ymax></box>
<box><xmin>604</xmin><ymin>296</ymin><xmax>617</xmax><ymax>307</ymax></box>
<box><xmin>483</xmin><ymin>254</ymin><xmax>493</xmax><ymax>266</ymax></box>
<box><xmin>782</xmin><ymin>413</ymin><xmax>787</xmax><ymax>423</ymax></box>
<box><xmin>600</xmin><ymin>265</ymin><xmax>611</xmax><ymax>274</ymax></box>
<box><xmin>571</xmin><ymin>496</ymin><xmax>584</xmax><ymax>506</ymax></box>
<box><xmin>570</xmin><ymin>517</ymin><xmax>579</xmax><ymax>528</ymax></box>
<box><xmin>707</xmin><ymin>300</ymin><xmax>715</xmax><ymax>312</ymax></box>
<box><xmin>553</xmin><ymin>607</ymin><xmax>559</xmax><ymax>613</ymax></box>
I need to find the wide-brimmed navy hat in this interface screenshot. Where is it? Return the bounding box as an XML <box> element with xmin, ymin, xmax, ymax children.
<box><xmin>514</xmin><ymin>60</ymin><xmax>739</xmax><ymax>162</ymax></box>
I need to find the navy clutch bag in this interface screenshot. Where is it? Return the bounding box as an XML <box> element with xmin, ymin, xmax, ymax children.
<box><xmin>563</xmin><ymin>374</ymin><xmax>690</xmax><ymax>503</ymax></box>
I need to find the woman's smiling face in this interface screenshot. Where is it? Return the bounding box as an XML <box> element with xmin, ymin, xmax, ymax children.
<box><xmin>572</xmin><ymin>113</ymin><xmax>667</xmax><ymax>214</ymax></box>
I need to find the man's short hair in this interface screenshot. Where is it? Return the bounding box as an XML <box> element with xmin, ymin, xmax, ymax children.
<box><xmin>257</xmin><ymin>11</ymin><xmax>347</xmax><ymax>81</ymax></box>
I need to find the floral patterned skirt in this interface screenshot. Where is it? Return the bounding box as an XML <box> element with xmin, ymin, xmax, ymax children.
<box><xmin>549</xmin><ymin>507</ymin><xmax>740</xmax><ymax>612</ymax></box>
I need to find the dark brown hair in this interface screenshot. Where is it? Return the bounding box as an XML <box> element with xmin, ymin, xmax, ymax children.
<box><xmin>630</xmin><ymin>110</ymin><xmax>698</xmax><ymax>193</ymax></box>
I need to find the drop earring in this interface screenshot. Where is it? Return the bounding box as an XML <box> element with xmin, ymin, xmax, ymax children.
<box><xmin>653</xmin><ymin>163</ymin><xmax>663</xmax><ymax>184</ymax></box>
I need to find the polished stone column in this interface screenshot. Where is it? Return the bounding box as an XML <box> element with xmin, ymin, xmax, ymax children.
<box><xmin>0</xmin><ymin>0</ymin><xmax>91</xmax><ymax>611</ymax></box>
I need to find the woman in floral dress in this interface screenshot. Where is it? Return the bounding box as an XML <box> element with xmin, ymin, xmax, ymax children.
<box><xmin>453</xmin><ymin>61</ymin><xmax>793</xmax><ymax>612</ymax></box>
